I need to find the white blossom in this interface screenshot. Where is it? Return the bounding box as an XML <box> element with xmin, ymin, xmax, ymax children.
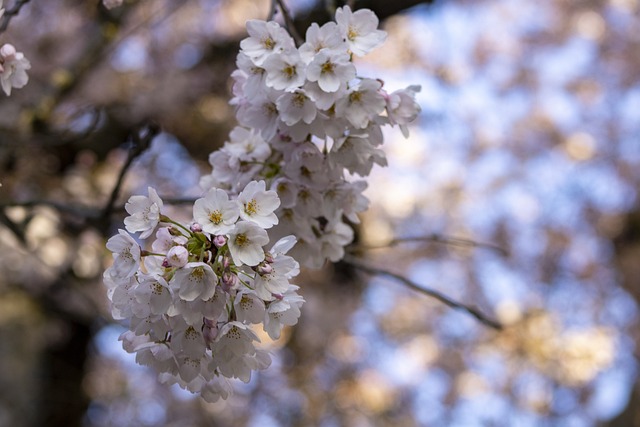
<box><xmin>124</xmin><ymin>187</ymin><xmax>163</xmax><ymax>239</ymax></box>
<box><xmin>105</xmin><ymin>229</ymin><xmax>141</xmax><ymax>280</ymax></box>
<box><xmin>335</xmin><ymin>6</ymin><xmax>387</xmax><ymax>56</ymax></box>
<box><xmin>263</xmin><ymin>51</ymin><xmax>306</xmax><ymax>91</ymax></box>
<box><xmin>306</xmin><ymin>50</ymin><xmax>355</xmax><ymax>93</ymax></box>
<box><xmin>240</xmin><ymin>20</ymin><xmax>294</xmax><ymax>66</ymax></box>
<box><xmin>0</xmin><ymin>44</ymin><xmax>30</xmax><ymax>96</ymax></box>
<box><xmin>193</xmin><ymin>188</ymin><xmax>239</xmax><ymax>235</ymax></box>
<box><xmin>227</xmin><ymin>221</ymin><xmax>269</xmax><ymax>266</ymax></box>
<box><xmin>237</xmin><ymin>180</ymin><xmax>280</xmax><ymax>229</ymax></box>
<box><xmin>170</xmin><ymin>262</ymin><xmax>218</xmax><ymax>302</ymax></box>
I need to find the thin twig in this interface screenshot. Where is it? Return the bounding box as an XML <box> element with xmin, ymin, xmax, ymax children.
<box><xmin>274</xmin><ymin>0</ymin><xmax>303</xmax><ymax>46</ymax></box>
<box><xmin>0</xmin><ymin>200</ymin><xmax>101</xmax><ymax>218</ymax></box>
<box><xmin>268</xmin><ymin>0</ymin><xmax>277</xmax><ymax>20</ymax></box>
<box><xmin>101</xmin><ymin>123</ymin><xmax>160</xmax><ymax>221</ymax></box>
<box><xmin>343</xmin><ymin>254</ymin><xmax>503</xmax><ymax>330</ymax></box>
<box><xmin>351</xmin><ymin>234</ymin><xmax>509</xmax><ymax>257</ymax></box>
<box><xmin>0</xmin><ymin>0</ymin><xmax>31</xmax><ymax>33</ymax></box>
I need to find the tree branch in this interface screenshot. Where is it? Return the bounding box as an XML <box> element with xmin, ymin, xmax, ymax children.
<box><xmin>0</xmin><ymin>0</ymin><xmax>31</xmax><ymax>34</ymax></box>
<box><xmin>343</xmin><ymin>254</ymin><xmax>503</xmax><ymax>330</ymax></box>
<box><xmin>275</xmin><ymin>0</ymin><xmax>303</xmax><ymax>45</ymax></box>
<box><xmin>100</xmin><ymin>123</ymin><xmax>160</xmax><ymax>223</ymax></box>
<box><xmin>350</xmin><ymin>234</ymin><xmax>509</xmax><ymax>256</ymax></box>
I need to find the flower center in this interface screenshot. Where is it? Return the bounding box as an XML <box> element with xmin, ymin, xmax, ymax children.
<box><xmin>244</xmin><ymin>199</ymin><xmax>258</xmax><ymax>215</ymax></box>
<box><xmin>292</xmin><ymin>92</ymin><xmax>306</xmax><ymax>108</ymax></box>
<box><xmin>321</xmin><ymin>60</ymin><xmax>335</xmax><ymax>74</ymax></box>
<box><xmin>235</xmin><ymin>234</ymin><xmax>249</xmax><ymax>247</ymax></box>
<box><xmin>347</xmin><ymin>26</ymin><xmax>359</xmax><ymax>41</ymax></box>
<box><xmin>283</xmin><ymin>65</ymin><xmax>296</xmax><ymax>78</ymax></box>
<box><xmin>263</xmin><ymin>37</ymin><xmax>276</xmax><ymax>50</ymax></box>
<box><xmin>209</xmin><ymin>210</ymin><xmax>223</xmax><ymax>224</ymax></box>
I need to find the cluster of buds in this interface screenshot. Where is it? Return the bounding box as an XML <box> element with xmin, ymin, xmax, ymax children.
<box><xmin>105</xmin><ymin>183</ymin><xmax>304</xmax><ymax>402</ymax></box>
<box><xmin>0</xmin><ymin>1</ymin><xmax>31</xmax><ymax>96</ymax></box>
<box><xmin>201</xmin><ymin>6</ymin><xmax>421</xmax><ymax>268</ymax></box>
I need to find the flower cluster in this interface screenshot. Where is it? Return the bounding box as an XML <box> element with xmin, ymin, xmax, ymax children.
<box><xmin>201</xmin><ymin>6</ymin><xmax>421</xmax><ymax>268</ymax></box>
<box><xmin>0</xmin><ymin>1</ymin><xmax>31</xmax><ymax>96</ymax></box>
<box><xmin>105</xmin><ymin>183</ymin><xmax>304</xmax><ymax>402</ymax></box>
<box><xmin>105</xmin><ymin>5</ymin><xmax>421</xmax><ymax>402</ymax></box>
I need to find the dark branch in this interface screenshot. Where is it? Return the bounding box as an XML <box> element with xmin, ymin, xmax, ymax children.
<box><xmin>275</xmin><ymin>0</ymin><xmax>303</xmax><ymax>45</ymax></box>
<box><xmin>100</xmin><ymin>123</ymin><xmax>160</xmax><ymax>222</ymax></box>
<box><xmin>350</xmin><ymin>234</ymin><xmax>509</xmax><ymax>256</ymax></box>
<box><xmin>0</xmin><ymin>0</ymin><xmax>31</xmax><ymax>33</ymax></box>
<box><xmin>343</xmin><ymin>255</ymin><xmax>503</xmax><ymax>330</ymax></box>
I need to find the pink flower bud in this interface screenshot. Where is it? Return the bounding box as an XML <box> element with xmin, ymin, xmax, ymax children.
<box><xmin>162</xmin><ymin>258</ymin><xmax>170</xmax><ymax>268</ymax></box>
<box><xmin>190</xmin><ymin>223</ymin><xmax>203</xmax><ymax>233</ymax></box>
<box><xmin>256</xmin><ymin>262</ymin><xmax>273</xmax><ymax>275</ymax></box>
<box><xmin>166</xmin><ymin>245</ymin><xmax>189</xmax><ymax>267</ymax></box>
<box><xmin>203</xmin><ymin>321</ymin><xmax>219</xmax><ymax>345</ymax></box>
<box><xmin>213</xmin><ymin>235</ymin><xmax>227</xmax><ymax>248</ymax></box>
<box><xmin>0</xmin><ymin>44</ymin><xmax>17</xmax><ymax>61</ymax></box>
<box><xmin>221</xmin><ymin>272</ymin><xmax>238</xmax><ymax>292</ymax></box>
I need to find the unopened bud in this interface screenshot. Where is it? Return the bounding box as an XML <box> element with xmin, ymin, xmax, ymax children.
<box><xmin>0</xmin><ymin>44</ymin><xmax>16</xmax><ymax>61</ymax></box>
<box><xmin>256</xmin><ymin>262</ymin><xmax>273</xmax><ymax>275</ymax></box>
<box><xmin>203</xmin><ymin>321</ymin><xmax>219</xmax><ymax>345</ymax></box>
<box><xmin>213</xmin><ymin>235</ymin><xmax>227</xmax><ymax>248</ymax></box>
<box><xmin>166</xmin><ymin>245</ymin><xmax>189</xmax><ymax>268</ymax></box>
<box><xmin>190</xmin><ymin>223</ymin><xmax>203</xmax><ymax>233</ymax></box>
<box><xmin>221</xmin><ymin>272</ymin><xmax>238</xmax><ymax>292</ymax></box>
<box><xmin>168</xmin><ymin>227</ymin><xmax>182</xmax><ymax>237</ymax></box>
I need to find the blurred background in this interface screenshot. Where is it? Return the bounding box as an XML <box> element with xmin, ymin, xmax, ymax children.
<box><xmin>1</xmin><ymin>0</ymin><xmax>640</xmax><ymax>425</ymax></box>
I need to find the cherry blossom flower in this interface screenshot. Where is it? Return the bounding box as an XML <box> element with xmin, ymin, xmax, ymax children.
<box><xmin>335</xmin><ymin>78</ymin><xmax>386</xmax><ymax>128</ymax></box>
<box><xmin>105</xmin><ymin>229</ymin><xmax>141</xmax><ymax>280</ymax></box>
<box><xmin>299</xmin><ymin>22</ymin><xmax>346</xmax><ymax>63</ymax></box>
<box><xmin>170</xmin><ymin>262</ymin><xmax>218</xmax><ymax>302</ymax></box>
<box><xmin>124</xmin><ymin>187</ymin><xmax>163</xmax><ymax>239</ymax></box>
<box><xmin>0</xmin><ymin>44</ymin><xmax>31</xmax><ymax>96</ymax></box>
<box><xmin>193</xmin><ymin>188</ymin><xmax>239</xmax><ymax>235</ymax></box>
<box><xmin>227</xmin><ymin>221</ymin><xmax>269</xmax><ymax>266</ymax></box>
<box><xmin>264</xmin><ymin>285</ymin><xmax>305</xmax><ymax>339</ymax></box>
<box><xmin>306</xmin><ymin>50</ymin><xmax>355</xmax><ymax>93</ymax></box>
<box><xmin>240</xmin><ymin>20</ymin><xmax>295</xmax><ymax>66</ymax></box>
<box><xmin>335</xmin><ymin>5</ymin><xmax>387</xmax><ymax>56</ymax></box>
<box><xmin>237</xmin><ymin>180</ymin><xmax>280</xmax><ymax>229</ymax></box>
<box><xmin>263</xmin><ymin>51</ymin><xmax>306</xmax><ymax>91</ymax></box>
<box><xmin>276</xmin><ymin>89</ymin><xmax>317</xmax><ymax>126</ymax></box>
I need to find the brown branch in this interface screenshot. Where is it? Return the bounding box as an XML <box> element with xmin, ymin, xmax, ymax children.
<box><xmin>343</xmin><ymin>254</ymin><xmax>503</xmax><ymax>330</ymax></box>
<box><xmin>275</xmin><ymin>0</ymin><xmax>303</xmax><ymax>46</ymax></box>
<box><xmin>350</xmin><ymin>234</ymin><xmax>509</xmax><ymax>256</ymax></box>
<box><xmin>0</xmin><ymin>0</ymin><xmax>31</xmax><ymax>33</ymax></box>
<box><xmin>100</xmin><ymin>123</ymin><xmax>160</xmax><ymax>222</ymax></box>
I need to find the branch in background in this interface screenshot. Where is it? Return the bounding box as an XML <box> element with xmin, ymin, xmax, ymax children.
<box><xmin>343</xmin><ymin>254</ymin><xmax>503</xmax><ymax>330</ymax></box>
<box><xmin>275</xmin><ymin>0</ymin><xmax>303</xmax><ymax>45</ymax></box>
<box><xmin>0</xmin><ymin>0</ymin><xmax>31</xmax><ymax>33</ymax></box>
<box><xmin>100</xmin><ymin>123</ymin><xmax>160</xmax><ymax>222</ymax></box>
<box><xmin>350</xmin><ymin>234</ymin><xmax>509</xmax><ymax>256</ymax></box>
<box><xmin>0</xmin><ymin>123</ymin><xmax>160</xmax><ymax>246</ymax></box>
<box><xmin>268</xmin><ymin>0</ymin><xmax>278</xmax><ymax>21</ymax></box>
